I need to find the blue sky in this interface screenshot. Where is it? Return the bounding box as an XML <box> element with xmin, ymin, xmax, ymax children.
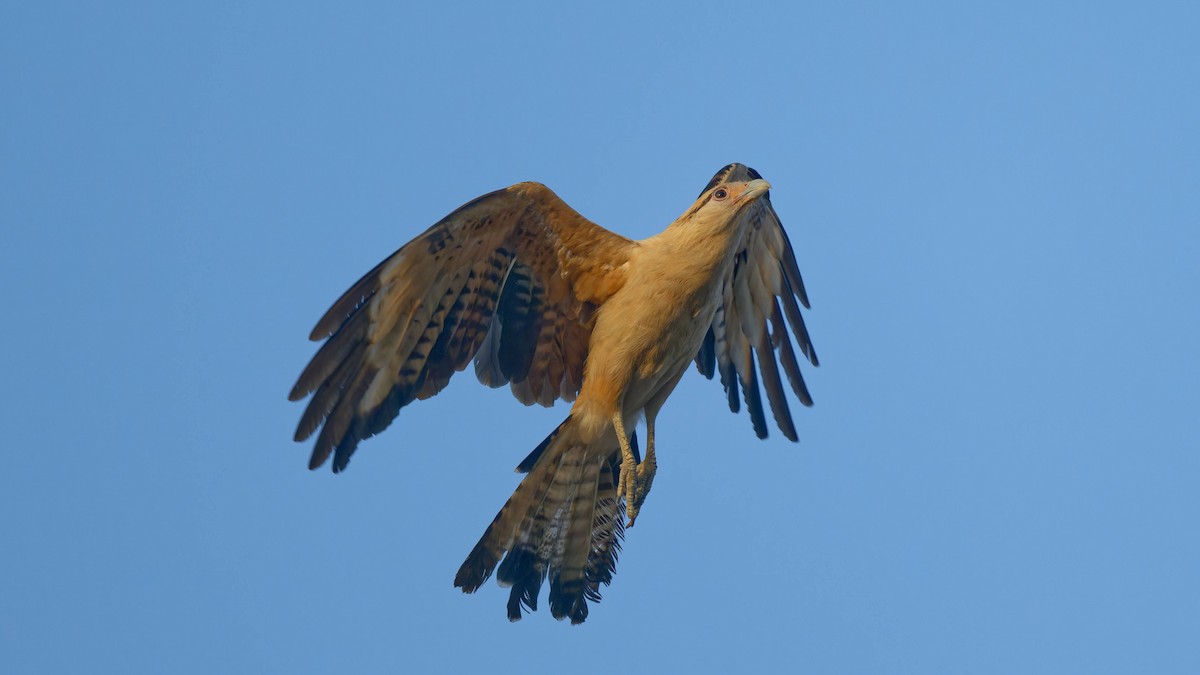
<box><xmin>3</xmin><ymin>2</ymin><xmax>1198</xmax><ymax>673</ymax></box>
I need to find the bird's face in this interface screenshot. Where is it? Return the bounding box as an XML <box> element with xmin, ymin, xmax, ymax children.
<box><xmin>708</xmin><ymin>179</ymin><xmax>771</xmax><ymax>207</ymax></box>
<box><xmin>681</xmin><ymin>178</ymin><xmax>772</xmax><ymax>226</ymax></box>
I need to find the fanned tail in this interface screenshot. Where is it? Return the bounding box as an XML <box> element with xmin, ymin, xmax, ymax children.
<box><xmin>453</xmin><ymin>416</ymin><xmax>627</xmax><ymax>624</ymax></box>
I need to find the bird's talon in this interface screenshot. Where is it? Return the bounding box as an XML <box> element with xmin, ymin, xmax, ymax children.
<box><xmin>620</xmin><ymin>457</ymin><xmax>657</xmax><ymax>527</ymax></box>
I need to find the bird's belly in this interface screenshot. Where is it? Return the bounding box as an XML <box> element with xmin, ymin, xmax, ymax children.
<box><xmin>631</xmin><ymin>312</ymin><xmax>709</xmax><ymax>390</ymax></box>
<box><xmin>598</xmin><ymin>287</ymin><xmax>718</xmax><ymax>414</ymax></box>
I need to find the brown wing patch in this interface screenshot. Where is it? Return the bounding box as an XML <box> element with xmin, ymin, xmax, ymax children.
<box><xmin>292</xmin><ymin>182</ymin><xmax>634</xmax><ymax>471</ymax></box>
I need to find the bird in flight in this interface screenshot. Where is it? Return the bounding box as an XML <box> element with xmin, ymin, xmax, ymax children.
<box><xmin>290</xmin><ymin>163</ymin><xmax>818</xmax><ymax>624</ymax></box>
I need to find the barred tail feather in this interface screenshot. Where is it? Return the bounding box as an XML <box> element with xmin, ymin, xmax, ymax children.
<box><xmin>584</xmin><ymin>449</ymin><xmax>625</xmax><ymax>600</ymax></box>
<box><xmin>453</xmin><ymin>417</ymin><xmax>628</xmax><ymax>624</ymax></box>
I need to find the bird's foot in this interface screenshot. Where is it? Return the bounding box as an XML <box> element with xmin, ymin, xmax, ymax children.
<box><xmin>618</xmin><ymin>459</ymin><xmax>636</xmax><ymax>522</ymax></box>
<box><xmin>619</xmin><ymin>454</ymin><xmax>657</xmax><ymax>527</ymax></box>
<box><xmin>628</xmin><ymin>454</ymin><xmax>656</xmax><ymax>526</ymax></box>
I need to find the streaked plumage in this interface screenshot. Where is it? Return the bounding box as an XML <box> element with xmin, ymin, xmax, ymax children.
<box><xmin>290</xmin><ymin>163</ymin><xmax>818</xmax><ymax>623</ymax></box>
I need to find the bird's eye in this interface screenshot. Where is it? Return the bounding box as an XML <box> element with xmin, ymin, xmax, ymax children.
<box><xmin>713</xmin><ymin>188</ymin><xmax>729</xmax><ymax>200</ymax></box>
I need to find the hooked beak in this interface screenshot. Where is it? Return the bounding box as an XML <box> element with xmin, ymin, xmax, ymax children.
<box><xmin>740</xmin><ymin>179</ymin><xmax>771</xmax><ymax>202</ymax></box>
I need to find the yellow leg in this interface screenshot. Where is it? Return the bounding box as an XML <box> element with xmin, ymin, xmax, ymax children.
<box><xmin>630</xmin><ymin>414</ymin><xmax>657</xmax><ymax>524</ymax></box>
<box><xmin>612</xmin><ymin>413</ymin><xmax>639</xmax><ymax>525</ymax></box>
<box><xmin>613</xmin><ymin>412</ymin><xmax>659</xmax><ymax>527</ymax></box>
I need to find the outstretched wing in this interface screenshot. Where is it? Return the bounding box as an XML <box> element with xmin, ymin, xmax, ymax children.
<box><xmin>290</xmin><ymin>182</ymin><xmax>635</xmax><ymax>471</ymax></box>
<box><xmin>694</xmin><ymin>169</ymin><xmax>819</xmax><ymax>440</ymax></box>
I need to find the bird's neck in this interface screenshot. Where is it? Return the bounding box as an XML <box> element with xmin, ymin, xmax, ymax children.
<box><xmin>653</xmin><ymin>212</ymin><xmax>748</xmax><ymax>269</ymax></box>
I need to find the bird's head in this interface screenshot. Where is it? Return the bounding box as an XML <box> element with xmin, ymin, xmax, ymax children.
<box><xmin>674</xmin><ymin>163</ymin><xmax>772</xmax><ymax>227</ymax></box>
<box><xmin>698</xmin><ymin>163</ymin><xmax>769</xmax><ymax>198</ymax></box>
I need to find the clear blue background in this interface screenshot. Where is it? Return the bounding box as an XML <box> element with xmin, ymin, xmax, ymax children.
<box><xmin>3</xmin><ymin>2</ymin><xmax>1197</xmax><ymax>673</ymax></box>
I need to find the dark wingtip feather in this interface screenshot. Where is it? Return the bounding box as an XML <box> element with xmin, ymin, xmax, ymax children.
<box><xmin>332</xmin><ymin>440</ymin><xmax>355</xmax><ymax>473</ymax></box>
<box><xmin>742</xmin><ymin>355</ymin><xmax>768</xmax><ymax>439</ymax></box>
<box><xmin>308</xmin><ymin>422</ymin><xmax>337</xmax><ymax>470</ymax></box>
<box><xmin>695</xmin><ymin>327</ymin><xmax>716</xmax><ymax>379</ymax></box>
<box><xmin>755</xmin><ymin>336</ymin><xmax>797</xmax><ymax>442</ymax></box>
<box><xmin>307</xmin><ymin>450</ymin><xmax>325</xmax><ymax>471</ymax></box>
<box><xmin>771</xmin><ymin>301</ymin><xmax>815</xmax><ymax>410</ymax></box>
<box><xmin>779</xmin><ymin>275</ymin><xmax>819</xmax><ymax>368</ymax></box>
<box><xmin>793</xmin><ymin>369</ymin><xmax>815</xmax><ymax>408</ymax></box>
<box><xmin>776</xmin><ymin>224</ymin><xmax>812</xmax><ymax>310</ymax></box>
<box><xmin>719</xmin><ymin>359</ymin><xmax>740</xmax><ymax>413</ymax></box>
